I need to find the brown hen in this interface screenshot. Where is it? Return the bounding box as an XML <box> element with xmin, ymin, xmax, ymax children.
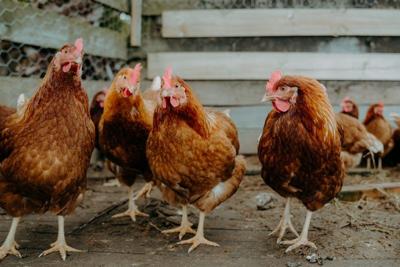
<box><xmin>99</xmin><ymin>64</ymin><xmax>160</xmax><ymax>221</ymax></box>
<box><xmin>258</xmin><ymin>71</ymin><xmax>344</xmax><ymax>252</ymax></box>
<box><xmin>146</xmin><ymin>68</ymin><xmax>246</xmax><ymax>252</ymax></box>
<box><xmin>0</xmin><ymin>38</ymin><xmax>94</xmax><ymax>260</ymax></box>
<box><xmin>363</xmin><ymin>102</ymin><xmax>393</xmax><ymax>169</ymax></box>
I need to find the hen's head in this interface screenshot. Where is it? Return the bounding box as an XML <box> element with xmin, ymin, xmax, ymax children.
<box><xmin>53</xmin><ymin>38</ymin><xmax>84</xmax><ymax>75</ymax></box>
<box><xmin>341</xmin><ymin>96</ymin><xmax>357</xmax><ymax>113</ymax></box>
<box><xmin>262</xmin><ymin>70</ymin><xmax>298</xmax><ymax>113</ymax></box>
<box><xmin>374</xmin><ymin>101</ymin><xmax>384</xmax><ymax>116</ymax></box>
<box><xmin>160</xmin><ymin>67</ymin><xmax>188</xmax><ymax>109</ymax></box>
<box><xmin>112</xmin><ymin>64</ymin><xmax>142</xmax><ymax>98</ymax></box>
<box><xmin>95</xmin><ymin>87</ymin><xmax>108</xmax><ymax>108</ymax></box>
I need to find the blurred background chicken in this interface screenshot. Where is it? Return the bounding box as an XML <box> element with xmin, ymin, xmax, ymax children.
<box><xmin>258</xmin><ymin>71</ymin><xmax>344</xmax><ymax>252</ymax></box>
<box><xmin>98</xmin><ymin>64</ymin><xmax>160</xmax><ymax>221</ymax></box>
<box><xmin>383</xmin><ymin>112</ymin><xmax>400</xmax><ymax>167</ymax></box>
<box><xmin>336</xmin><ymin>113</ymin><xmax>383</xmax><ymax>169</ymax></box>
<box><xmin>340</xmin><ymin>96</ymin><xmax>359</xmax><ymax>119</ymax></box>
<box><xmin>90</xmin><ymin>87</ymin><xmax>108</xmax><ymax>171</ymax></box>
<box><xmin>363</xmin><ymin>102</ymin><xmax>393</xmax><ymax>169</ymax></box>
<box><xmin>0</xmin><ymin>38</ymin><xmax>95</xmax><ymax>261</ymax></box>
<box><xmin>146</xmin><ymin>68</ymin><xmax>246</xmax><ymax>252</ymax></box>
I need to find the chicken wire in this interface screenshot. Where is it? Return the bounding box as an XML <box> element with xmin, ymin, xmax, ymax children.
<box><xmin>0</xmin><ymin>0</ymin><xmax>129</xmax><ymax>81</ymax></box>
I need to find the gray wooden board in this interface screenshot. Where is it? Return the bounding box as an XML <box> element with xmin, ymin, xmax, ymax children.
<box><xmin>95</xmin><ymin>0</ymin><xmax>129</xmax><ymax>12</ymax></box>
<box><xmin>162</xmin><ymin>9</ymin><xmax>400</xmax><ymax>38</ymax></box>
<box><xmin>0</xmin><ymin>0</ymin><xmax>127</xmax><ymax>59</ymax></box>
<box><xmin>147</xmin><ymin>52</ymin><xmax>400</xmax><ymax>81</ymax></box>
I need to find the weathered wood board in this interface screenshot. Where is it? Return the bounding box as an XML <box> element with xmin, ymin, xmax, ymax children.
<box><xmin>148</xmin><ymin>52</ymin><xmax>400</xmax><ymax>81</ymax></box>
<box><xmin>95</xmin><ymin>0</ymin><xmax>129</xmax><ymax>12</ymax></box>
<box><xmin>130</xmin><ymin>0</ymin><xmax>143</xmax><ymax>46</ymax></box>
<box><xmin>0</xmin><ymin>0</ymin><xmax>127</xmax><ymax>59</ymax></box>
<box><xmin>163</xmin><ymin>9</ymin><xmax>400</xmax><ymax>38</ymax></box>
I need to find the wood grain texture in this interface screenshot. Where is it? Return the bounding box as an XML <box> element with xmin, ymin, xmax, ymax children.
<box><xmin>162</xmin><ymin>9</ymin><xmax>400</xmax><ymax>38</ymax></box>
<box><xmin>0</xmin><ymin>0</ymin><xmax>127</xmax><ymax>59</ymax></box>
<box><xmin>130</xmin><ymin>0</ymin><xmax>143</xmax><ymax>46</ymax></box>
<box><xmin>148</xmin><ymin>52</ymin><xmax>400</xmax><ymax>81</ymax></box>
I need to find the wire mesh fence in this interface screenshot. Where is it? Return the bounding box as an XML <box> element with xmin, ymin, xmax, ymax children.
<box><xmin>0</xmin><ymin>0</ymin><xmax>129</xmax><ymax>81</ymax></box>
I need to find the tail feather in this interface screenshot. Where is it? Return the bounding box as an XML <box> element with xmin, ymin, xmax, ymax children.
<box><xmin>195</xmin><ymin>155</ymin><xmax>246</xmax><ymax>213</ymax></box>
<box><xmin>150</xmin><ymin>76</ymin><xmax>161</xmax><ymax>91</ymax></box>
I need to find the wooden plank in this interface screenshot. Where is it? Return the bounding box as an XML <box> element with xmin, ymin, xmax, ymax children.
<box><xmin>147</xmin><ymin>52</ymin><xmax>400</xmax><ymax>81</ymax></box>
<box><xmin>162</xmin><ymin>9</ymin><xmax>400</xmax><ymax>38</ymax></box>
<box><xmin>95</xmin><ymin>0</ymin><xmax>129</xmax><ymax>12</ymax></box>
<box><xmin>164</xmin><ymin>80</ymin><xmax>400</xmax><ymax>106</ymax></box>
<box><xmin>0</xmin><ymin>0</ymin><xmax>127</xmax><ymax>59</ymax></box>
<box><xmin>0</xmin><ymin>77</ymin><xmax>110</xmax><ymax>106</ymax></box>
<box><xmin>130</xmin><ymin>0</ymin><xmax>142</xmax><ymax>46</ymax></box>
<box><xmin>142</xmin><ymin>0</ymin><xmax>200</xmax><ymax>16</ymax></box>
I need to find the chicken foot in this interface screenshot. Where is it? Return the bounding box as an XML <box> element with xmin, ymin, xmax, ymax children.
<box><xmin>112</xmin><ymin>186</ymin><xmax>149</xmax><ymax>221</ymax></box>
<box><xmin>280</xmin><ymin>210</ymin><xmax>317</xmax><ymax>253</ymax></box>
<box><xmin>134</xmin><ymin>181</ymin><xmax>153</xmax><ymax>200</ymax></box>
<box><xmin>269</xmin><ymin>198</ymin><xmax>299</xmax><ymax>243</ymax></box>
<box><xmin>162</xmin><ymin>205</ymin><xmax>196</xmax><ymax>240</ymax></box>
<box><xmin>177</xmin><ymin>211</ymin><xmax>219</xmax><ymax>253</ymax></box>
<box><xmin>39</xmin><ymin>216</ymin><xmax>83</xmax><ymax>260</ymax></box>
<box><xmin>0</xmin><ymin>217</ymin><xmax>21</xmax><ymax>260</ymax></box>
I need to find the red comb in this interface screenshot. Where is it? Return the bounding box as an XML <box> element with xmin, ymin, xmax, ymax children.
<box><xmin>129</xmin><ymin>63</ymin><xmax>142</xmax><ymax>85</ymax></box>
<box><xmin>266</xmin><ymin>70</ymin><xmax>282</xmax><ymax>93</ymax></box>
<box><xmin>163</xmin><ymin>67</ymin><xmax>173</xmax><ymax>89</ymax></box>
<box><xmin>74</xmin><ymin>38</ymin><xmax>83</xmax><ymax>53</ymax></box>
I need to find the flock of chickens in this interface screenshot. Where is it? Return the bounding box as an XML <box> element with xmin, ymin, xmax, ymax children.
<box><xmin>0</xmin><ymin>38</ymin><xmax>398</xmax><ymax>261</ymax></box>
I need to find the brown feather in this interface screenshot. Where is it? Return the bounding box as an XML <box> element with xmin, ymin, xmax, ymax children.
<box><xmin>147</xmin><ymin>76</ymin><xmax>245</xmax><ymax>212</ymax></box>
<box><xmin>0</xmin><ymin>46</ymin><xmax>95</xmax><ymax>217</ymax></box>
<box><xmin>258</xmin><ymin>76</ymin><xmax>344</xmax><ymax>211</ymax></box>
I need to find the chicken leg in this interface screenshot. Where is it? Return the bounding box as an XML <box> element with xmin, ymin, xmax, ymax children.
<box><xmin>162</xmin><ymin>205</ymin><xmax>196</xmax><ymax>240</ymax></box>
<box><xmin>39</xmin><ymin>216</ymin><xmax>83</xmax><ymax>260</ymax></box>
<box><xmin>280</xmin><ymin>210</ymin><xmax>317</xmax><ymax>253</ymax></box>
<box><xmin>112</xmin><ymin>186</ymin><xmax>149</xmax><ymax>221</ymax></box>
<box><xmin>177</xmin><ymin>211</ymin><xmax>219</xmax><ymax>253</ymax></box>
<box><xmin>0</xmin><ymin>217</ymin><xmax>21</xmax><ymax>260</ymax></box>
<box><xmin>269</xmin><ymin>198</ymin><xmax>299</xmax><ymax>243</ymax></box>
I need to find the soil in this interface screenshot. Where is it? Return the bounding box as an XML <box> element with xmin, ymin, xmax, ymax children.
<box><xmin>0</xmin><ymin>157</ymin><xmax>399</xmax><ymax>267</ymax></box>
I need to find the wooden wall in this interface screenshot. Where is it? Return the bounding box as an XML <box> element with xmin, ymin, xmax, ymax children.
<box><xmin>130</xmin><ymin>0</ymin><xmax>400</xmax><ymax>154</ymax></box>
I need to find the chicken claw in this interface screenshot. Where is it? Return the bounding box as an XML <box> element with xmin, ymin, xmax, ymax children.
<box><xmin>112</xmin><ymin>208</ymin><xmax>149</xmax><ymax>222</ymax></box>
<box><xmin>0</xmin><ymin>217</ymin><xmax>21</xmax><ymax>260</ymax></box>
<box><xmin>176</xmin><ymin>211</ymin><xmax>219</xmax><ymax>253</ymax></box>
<box><xmin>38</xmin><ymin>216</ymin><xmax>84</xmax><ymax>260</ymax></box>
<box><xmin>281</xmin><ymin>210</ymin><xmax>317</xmax><ymax>253</ymax></box>
<box><xmin>134</xmin><ymin>182</ymin><xmax>153</xmax><ymax>200</ymax></box>
<box><xmin>177</xmin><ymin>234</ymin><xmax>220</xmax><ymax>253</ymax></box>
<box><xmin>269</xmin><ymin>198</ymin><xmax>299</xmax><ymax>243</ymax></box>
<box><xmin>39</xmin><ymin>241</ymin><xmax>83</xmax><ymax>261</ymax></box>
<box><xmin>281</xmin><ymin>237</ymin><xmax>317</xmax><ymax>253</ymax></box>
<box><xmin>0</xmin><ymin>242</ymin><xmax>22</xmax><ymax>260</ymax></box>
<box><xmin>162</xmin><ymin>205</ymin><xmax>195</xmax><ymax>240</ymax></box>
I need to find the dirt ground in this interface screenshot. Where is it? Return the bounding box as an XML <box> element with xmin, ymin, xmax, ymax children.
<box><xmin>0</xmin><ymin>157</ymin><xmax>399</xmax><ymax>267</ymax></box>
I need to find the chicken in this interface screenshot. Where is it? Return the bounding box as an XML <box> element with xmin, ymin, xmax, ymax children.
<box><xmin>146</xmin><ymin>67</ymin><xmax>246</xmax><ymax>252</ymax></box>
<box><xmin>0</xmin><ymin>38</ymin><xmax>95</xmax><ymax>261</ymax></box>
<box><xmin>258</xmin><ymin>71</ymin><xmax>344</xmax><ymax>252</ymax></box>
<box><xmin>340</xmin><ymin>96</ymin><xmax>359</xmax><ymax>119</ymax></box>
<box><xmin>336</xmin><ymin>113</ymin><xmax>383</xmax><ymax>169</ymax></box>
<box><xmin>383</xmin><ymin>113</ymin><xmax>400</xmax><ymax>166</ymax></box>
<box><xmin>0</xmin><ymin>105</ymin><xmax>15</xmax><ymax>133</ymax></box>
<box><xmin>98</xmin><ymin>64</ymin><xmax>160</xmax><ymax>221</ymax></box>
<box><xmin>363</xmin><ymin>102</ymin><xmax>393</xmax><ymax>169</ymax></box>
<box><xmin>90</xmin><ymin>87</ymin><xmax>108</xmax><ymax>170</ymax></box>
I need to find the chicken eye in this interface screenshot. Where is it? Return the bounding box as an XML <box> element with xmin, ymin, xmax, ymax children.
<box><xmin>175</xmin><ymin>84</ymin><xmax>179</xmax><ymax>89</ymax></box>
<box><xmin>64</xmin><ymin>50</ymin><xmax>67</xmax><ymax>54</ymax></box>
<box><xmin>279</xmin><ymin>87</ymin><xmax>285</xmax><ymax>91</ymax></box>
<box><xmin>123</xmin><ymin>76</ymin><xmax>126</xmax><ymax>80</ymax></box>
